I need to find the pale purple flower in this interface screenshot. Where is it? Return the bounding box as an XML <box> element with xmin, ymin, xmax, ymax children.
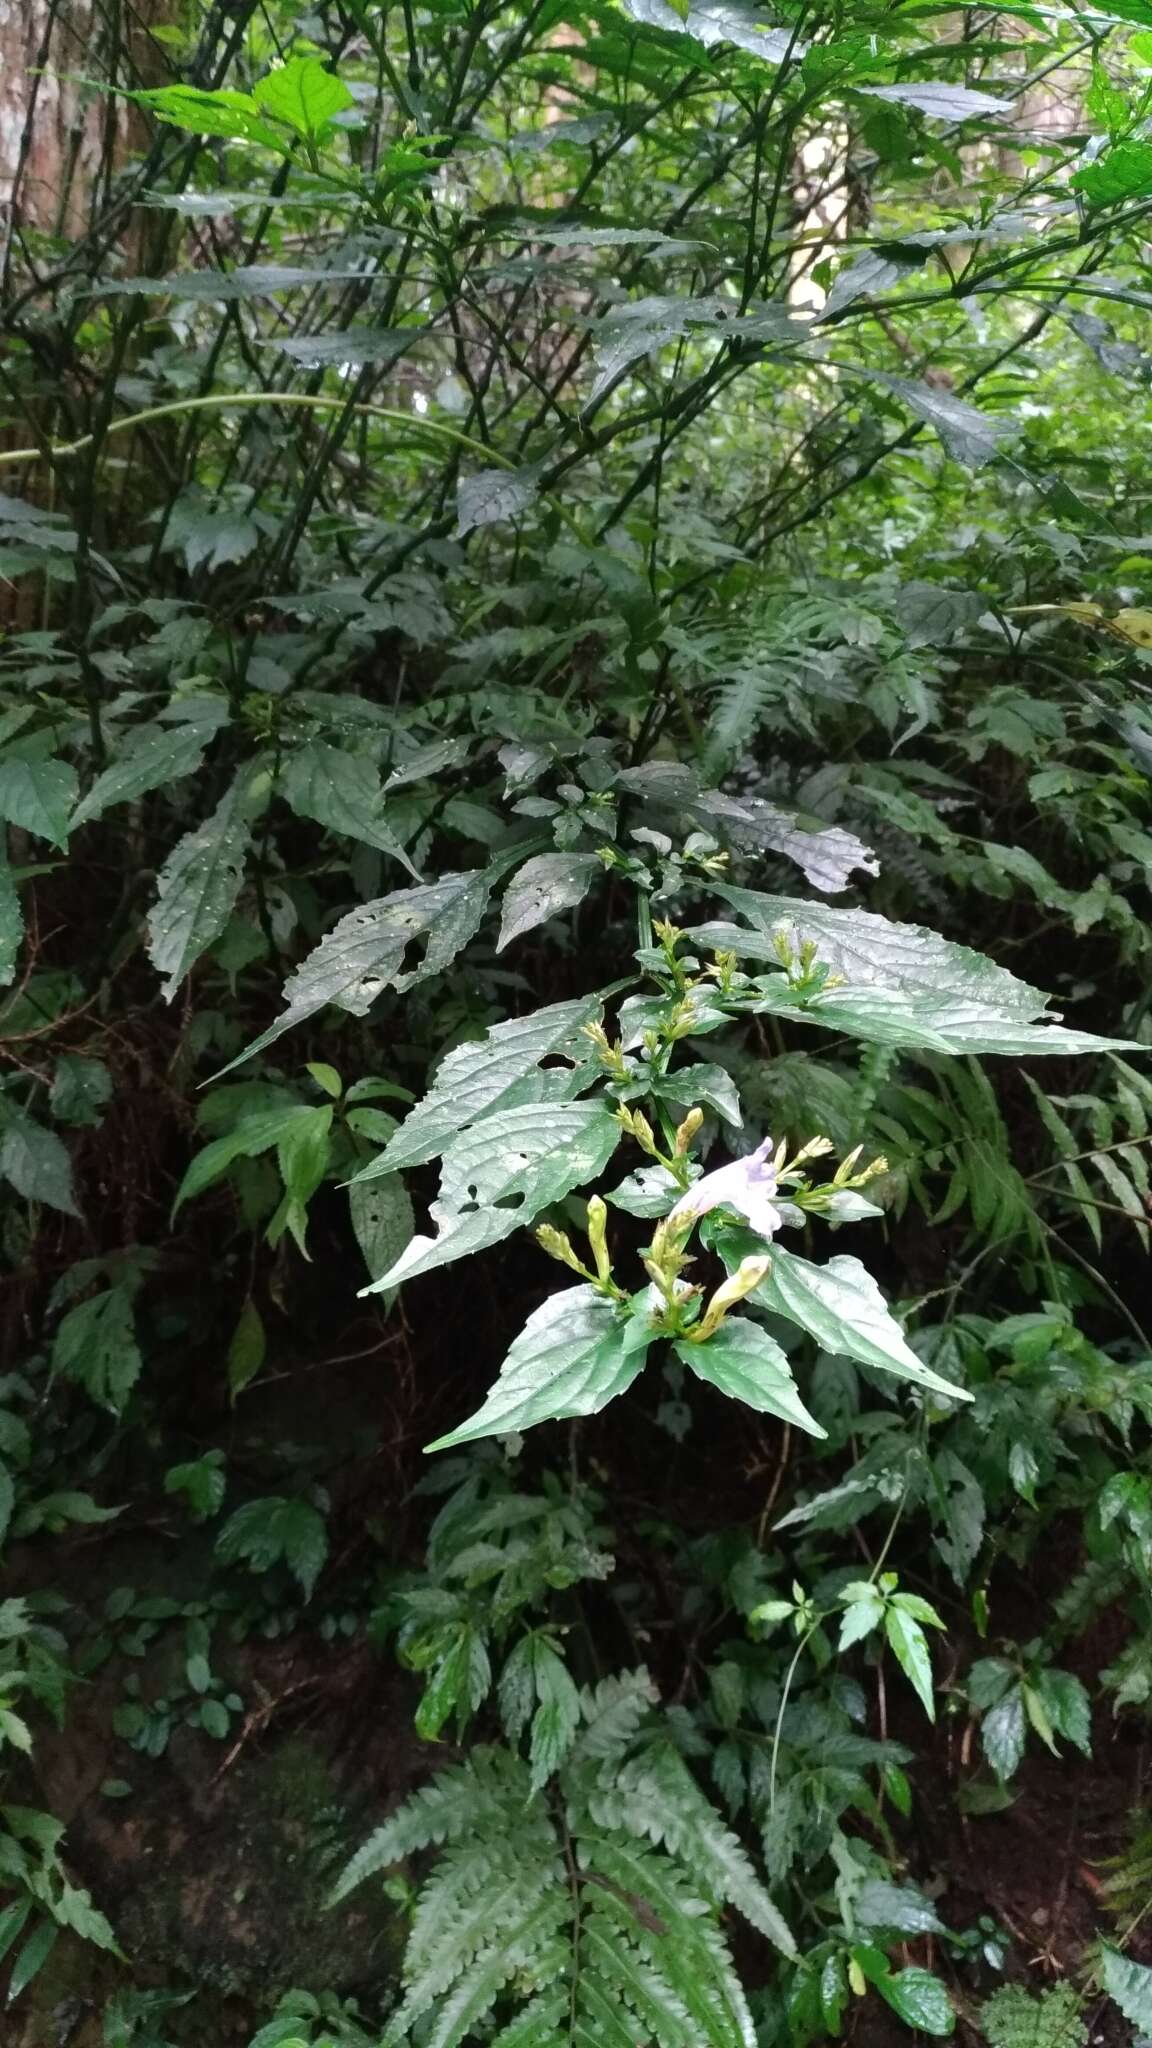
<box><xmin>670</xmin><ymin>1137</ymin><xmax>782</xmax><ymax>1239</ymax></box>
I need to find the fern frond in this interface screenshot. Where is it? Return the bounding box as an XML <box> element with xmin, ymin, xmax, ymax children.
<box><xmin>487</xmin><ymin>1991</ymin><xmax>571</xmax><ymax>2047</ymax></box>
<box><xmin>404</xmin><ymin>1821</ymin><xmax>562</xmax><ymax>1984</ymax></box>
<box><xmin>329</xmin><ymin>1748</ymin><xmax>530</xmax><ymax>1903</ymax></box>
<box><xmin>585</xmin><ymin>1743</ymin><xmax>796</xmax><ymax>1956</ymax></box>
<box><xmin>386</xmin><ymin>1900</ymin><xmax>565</xmax><ymax>2048</ymax></box>
<box><xmin>583</xmin><ymin>1833</ymin><xmax>757</xmax><ymax>2048</ymax></box>
<box><xmin>572</xmin><ymin>1668</ymin><xmax>658</xmax><ymax>1763</ymax></box>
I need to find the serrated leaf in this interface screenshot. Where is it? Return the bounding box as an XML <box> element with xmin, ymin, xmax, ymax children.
<box><xmin>618</xmin><ymin>0</ymin><xmax>803</xmax><ymax>61</ymax></box>
<box><xmin>174</xmin><ymin>1103</ymin><xmax>317</xmax><ymax>1211</ymax></box>
<box><xmin>497</xmin><ymin>853</ymin><xmax>601</xmax><ymax>950</ymax></box>
<box><xmin>1073</xmin><ymin>141</ymin><xmax>1152</xmax><ymax>207</ymax></box>
<box><xmin>1101</xmin><ymin>1947</ymin><xmax>1152</xmax><ymax>2032</ymax></box>
<box><xmin>752</xmin><ymin>1245</ymin><xmax>967</xmax><ymax>1400</ymax></box>
<box><xmin>148</xmin><ymin>768</ymin><xmax>261</xmax><ymax>999</ymax></box>
<box><xmin>884</xmin><ymin>1607</ymin><xmax>936</xmax><ymax>1719</ymax></box>
<box><xmin>871</xmin><ymin>373</ymin><xmax>1018</xmax><ymax>469</ymax></box>
<box><xmin>232</xmin><ymin>870</ymin><xmax>492</xmax><ymax>1067</ymax></box>
<box><xmin>281</xmin><ymin>741</ymin><xmax>419</xmax><ymax>877</ymax></box>
<box><xmin>367</xmin><ymin>1102</ymin><xmax>621</xmax><ymax>1290</ymax></box>
<box><xmin>49</xmin><ymin>1054</ymin><xmax>113</xmax><ymax>1127</ymax></box>
<box><xmin>591</xmin><ymin>294</ymin><xmax>731</xmax><ymax>401</ymax></box>
<box><xmin>0</xmin><ymin>1111</ymin><xmax>80</xmax><ymax>1216</ymax></box>
<box><xmin>70</xmin><ymin>721</ymin><xmax>214</xmax><ymax>830</ymax></box>
<box><xmin>0</xmin><ymin>858</ymin><xmax>21</xmax><ymax>986</ymax></box>
<box><xmin>0</xmin><ymin>756</ymin><xmax>77</xmax><ymax>847</ymax></box>
<box><xmin>456</xmin><ymin>466</ymin><xmax>542</xmax><ymax>538</ymax></box>
<box><xmin>253</xmin><ymin>57</ymin><xmax>354</xmax><ymax>138</ymax></box>
<box><xmin>355</xmin><ymin>996</ymin><xmax>600</xmax><ymax>1180</ymax></box>
<box><xmin>52</xmin><ymin>1285</ymin><xmax>141</xmax><ymax>1413</ymax></box>
<box><xmin>134</xmin><ymin>83</ymin><xmax>286</xmax><ymax>148</ymax></box>
<box><xmin>693</xmin><ymin>792</ymin><xmax>877</xmax><ymax>893</ymax></box>
<box><xmin>675</xmin><ymin>1319</ymin><xmax>825</xmax><ymax>1435</ymax></box>
<box><xmin>215</xmin><ymin>1496</ymin><xmax>328</xmax><ymax>1598</ymax></box>
<box><xmin>425</xmin><ymin>1287</ymin><xmax>654</xmax><ymax>1450</ymax></box>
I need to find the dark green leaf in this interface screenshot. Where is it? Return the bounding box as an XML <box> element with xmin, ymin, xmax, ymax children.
<box><xmin>497</xmin><ymin>853</ymin><xmax>601</xmax><ymax>950</ymax></box>
<box><xmin>0</xmin><ymin>757</ymin><xmax>77</xmax><ymax>847</ymax></box>
<box><xmin>675</xmin><ymin>1319</ymin><xmax>825</xmax><ymax>1435</ymax></box>
<box><xmin>425</xmin><ymin>1287</ymin><xmax>654</xmax><ymax>1450</ymax></box>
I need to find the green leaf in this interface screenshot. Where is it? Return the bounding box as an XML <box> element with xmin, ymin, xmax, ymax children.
<box><xmin>1101</xmin><ymin>1946</ymin><xmax>1152</xmax><ymax>2032</ymax></box>
<box><xmin>869</xmin><ymin>374</ymin><xmax>1017</xmax><ymax>469</ymax></box>
<box><xmin>349</xmin><ymin>1175</ymin><xmax>415</xmax><ymax>1284</ymax></box>
<box><xmin>215</xmin><ymin>1496</ymin><xmax>328</xmax><ymax>1598</ymax></box>
<box><xmin>49</xmin><ymin>1054</ymin><xmax>113</xmax><ymax>1127</ymax></box>
<box><xmin>134</xmin><ymin>83</ymin><xmax>287</xmax><ymax>148</ymax></box>
<box><xmin>70</xmin><ymin>721</ymin><xmax>213</xmax><ymax>830</ymax></box>
<box><xmin>1073</xmin><ymin>141</ymin><xmax>1152</xmax><ymax>207</ymax></box>
<box><xmin>618</xmin><ymin>0</ymin><xmax>800</xmax><ymax>64</ymax></box>
<box><xmin>857</xmin><ymin>82</ymin><xmax>1006</xmax><ymax>120</ymax></box>
<box><xmin>497</xmin><ymin>853</ymin><xmax>602</xmax><ymax>951</ymax></box>
<box><xmin>0</xmin><ymin>756</ymin><xmax>77</xmax><ymax>847</ymax></box>
<box><xmin>228</xmin><ymin>1299</ymin><xmax>266</xmax><ymax>1400</ymax></box>
<box><xmin>174</xmin><ymin>1103</ymin><xmax>317</xmax><ymax>1210</ymax></box>
<box><xmin>0</xmin><ymin>858</ymin><xmax>21</xmax><ymax>986</ymax></box>
<box><xmin>281</xmin><ymin>741</ymin><xmax>419</xmax><ymax>878</ymax></box>
<box><xmin>692</xmin><ymin>791</ymin><xmax>877</xmax><ymax>893</ymax></box>
<box><xmin>7</xmin><ymin>1919</ymin><xmax>58</xmax><ymax>2003</ymax></box>
<box><xmin>165</xmin><ymin>1451</ymin><xmax>226</xmax><ymax>1520</ymax></box>
<box><xmin>200</xmin><ymin>1697</ymin><xmax>231</xmax><ymax>1738</ymax></box>
<box><xmin>675</xmin><ymin>1319</ymin><xmax>825</xmax><ymax>1435</ymax></box>
<box><xmin>52</xmin><ymin>1285</ymin><xmax>141</xmax><ymax>1413</ymax></box>
<box><xmin>1033</xmin><ymin>1667</ymin><xmax>1092</xmax><ymax>1755</ymax></box>
<box><xmin>253</xmin><ymin>57</ymin><xmax>355</xmax><ymax>139</ymax></box>
<box><xmin>425</xmin><ymin>1287</ymin><xmax>654</xmax><ymax>1450</ymax></box>
<box><xmin>884</xmin><ymin>1606</ymin><xmax>936</xmax><ymax>1720</ymax></box>
<box><xmin>355</xmin><ymin>996</ymin><xmax>600</xmax><ymax>1179</ymax></box>
<box><xmin>0</xmin><ymin>1110</ymin><xmax>80</xmax><ymax>1216</ymax></box>
<box><xmin>876</xmin><ymin>1966</ymin><xmax>954</xmax><ymax>2036</ymax></box>
<box><xmin>752</xmin><ymin>1245</ymin><xmax>968</xmax><ymax>1401</ymax></box>
<box><xmin>369</xmin><ymin>1102</ymin><xmax>621</xmax><ymax>1289</ymax></box>
<box><xmin>456</xmin><ymin>466</ymin><xmax>542</xmax><ymax>538</ymax></box>
<box><xmin>232</xmin><ymin>870</ymin><xmax>492</xmax><ymax>1067</ymax></box>
<box><xmin>982</xmin><ymin>1686</ymin><xmax>1026</xmax><ymax>1779</ymax></box>
<box><xmin>148</xmin><ymin>767</ymin><xmax>260</xmax><ymax>999</ymax></box>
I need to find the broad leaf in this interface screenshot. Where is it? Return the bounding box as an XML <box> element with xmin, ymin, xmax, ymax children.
<box><xmin>876</xmin><ymin>1967</ymin><xmax>954</xmax><ymax>2036</ymax></box>
<box><xmin>355</xmin><ymin>996</ymin><xmax>601</xmax><ymax>1179</ymax></box>
<box><xmin>281</xmin><ymin>741</ymin><xmax>419</xmax><ymax>877</ymax></box>
<box><xmin>456</xmin><ymin>466</ymin><xmax>542</xmax><ymax>538</ymax></box>
<box><xmin>497</xmin><ymin>853</ymin><xmax>602</xmax><ymax>950</ymax></box>
<box><xmin>856</xmin><ymin>83</ymin><xmax>1006</xmax><ymax>120</ymax></box>
<box><xmin>148</xmin><ymin>767</ymin><xmax>262</xmax><ymax>1000</ymax></box>
<box><xmin>0</xmin><ymin>757</ymin><xmax>78</xmax><ymax>847</ymax></box>
<box><xmin>349</xmin><ymin>1175</ymin><xmax>415</xmax><ymax>1285</ymax></box>
<box><xmin>216</xmin><ymin>1496</ymin><xmax>328</xmax><ymax>1598</ymax></box>
<box><xmin>676</xmin><ymin>1319</ymin><xmax>825</xmax><ymax>1434</ymax></box>
<box><xmin>871</xmin><ymin>374</ymin><xmax>1018</xmax><ymax>469</ymax></box>
<box><xmin>1073</xmin><ymin>141</ymin><xmax>1152</xmax><ymax>207</ymax></box>
<box><xmin>174</xmin><ymin>1103</ymin><xmax>317</xmax><ymax>1211</ymax></box>
<box><xmin>0</xmin><ymin>1110</ymin><xmax>80</xmax><ymax>1216</ymax></box>
<box><xmin>253</xmin><ymin>57</ymin><xmax>354</xmax><ymax>138</ymax></box>
<box><xmin>1101</xmin><ymin>1947</ymin><xmax>1152</xmax><ymax>2033</ymax></box>
<box><xmin>70</xmin><ymin>721</ymin><xmax>213</xmax><ymax>829</ymax></box>
<box><xmin>618</xmin><ymin>0</ymin><xmax>802</xmax><ymax>62</ymax></box>
<box><xmin>366</xmin><ymin>1102</ymin><xmax>621</xmax><ymax>1289</ymax></box>
<box><xmin>425</xmin><ymin>1287</ymin><xmax>654</xmax><ymax>1450</ymax></box>
<box><xmin>233</xmin><ymin>870</ymin><xmax>492</xmax><ymax>1066</ymax></box>
<box><xmin>752</xmin><ymin>1245</ymin><xmax>969</xmax><ymax>1400</ymax></box>
<box><xmin>698</xmin><ymin>886</ymin><xmax>1048</xmax><ymax>1014</ymax></box>
<box><xmin>134</xmin><ymin>83</ymin><xmax>285</xmax><ymax>147</ymax></box>
<box><xmin>884</xmin><ymin>1607</ymin><xmax>936</xmax><ymax>1719</ymax></box>
<box><xmin>693</xmin><ymin>792</ymin><xmax>877</xmax><ymax>892</ymax></box>
<box><xmin>52</xmin><ymin>1286</ymin><xmax>141</xmax><ymax>1412</ymax></box>
<box><xmin>981</xmin><ymin>1688</ymin><xmax>1026</xmax><ymax>1779</ymax></box>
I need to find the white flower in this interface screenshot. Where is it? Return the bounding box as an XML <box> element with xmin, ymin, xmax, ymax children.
<box><xmin>669</xmin><ymin>1137</ymin><xmax>782</xmax><ymax>1240</ymax></box>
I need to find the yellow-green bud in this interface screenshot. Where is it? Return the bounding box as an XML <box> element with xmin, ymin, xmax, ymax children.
<box><xmin>586</xmin><ymin>1195</ymin><xmax>611</xmax><ymax>1283</ymax></box>
<box><xmin>535</xmin><ymin>1225</ymin><xmax>587</xmax><ymax>1276</ymax></box>
<box><xmin>674</xmin><ymin>1106</ymin><xmax>704</xmax><ymax>1156</ymax></box>
<box><xmin>692</xmin><ymin>1254</ymin><xmax>771</xmax><ymax>1342</ymax></box>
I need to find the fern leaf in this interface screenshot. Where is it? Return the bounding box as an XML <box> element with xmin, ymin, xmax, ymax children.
<box><xmin>389</xmin><ymin>1899</ymin><xmax>564</xmax><ymax>2048</ymax></box>
<box><xmin>572</xmin><ymin>1669</ymin><xmax>659</xmax><ymax>1763</ymax></box>
<box><xmin>583</xmin><ymin>1833</ymin><xmax>757</xmax><ymax>2048</ymax></box>
<box><xmin>582</xmin><ymin>1917</ymin><xmax>696</xmax><ymax>2047</ymax></box>
<box><xmin>592</xmin><ymin>1744</ymin><xmax>796</xmax><ymax>1956</ymax></box>
<box><xmin>487</xmin><ymin>1991</ymin><xmax>570</xmax><ymax>2047</ymax></box>
<box><xmin>329</xmin><ymin>1748</ymin><xmax>530</xmax><ymax>1903</ymax></box>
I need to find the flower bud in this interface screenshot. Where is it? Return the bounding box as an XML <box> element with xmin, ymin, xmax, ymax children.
<box><xmin>693</xmin><ymin>1254</ymin><xmax>771</xmax><ymax>1342</ymax></box>
<box><xmin>535</xmin><ymin>1225</ymin><xmax>587</xmax><ymax>1276</ymax></box>
<box><xmin>674</xmin><ymin>1106</ymin><xmax>704</xmax><ymax>1156</ymax></box>
<box><xmin>585</xmin><ymin>1195</ymin><xmax>612</xmax><ymax>1283</ymax></box>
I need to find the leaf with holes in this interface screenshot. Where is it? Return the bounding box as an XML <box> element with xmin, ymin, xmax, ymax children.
<box><xmin>70</xmin><ymin>721</ymin><xmax>215</xmax><ymax>830</ymax></box>
<box><xmin>497</xmin><ymin>853</ymin><xmax>602</xmax><ymax>951</ymax></box>
<box><xmin>349</xmin><ymin>1175</ymin><xmax>415</xmax><ymax>1286</ymax></box>
<box><xmin>148</xmin><ymin>767</ymin><xmax>263</xmax><ymax>1000</ymax></box>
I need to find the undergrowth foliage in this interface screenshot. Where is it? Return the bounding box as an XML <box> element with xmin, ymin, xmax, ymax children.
<box><xmin>2</xmin><ymin>0</ymin><xmax>1152</xmax><ymax>2037</ymax></box>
